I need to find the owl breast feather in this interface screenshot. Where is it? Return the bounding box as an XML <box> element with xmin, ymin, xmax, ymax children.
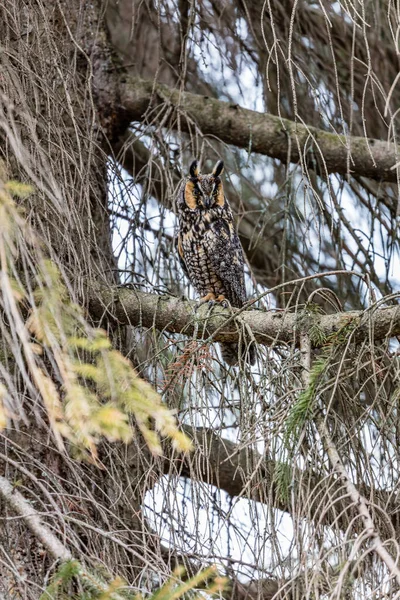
<box><xmin>180</xmin><ymin>213</ymin><xmax>246</xmax><ymax>308</ymax></box>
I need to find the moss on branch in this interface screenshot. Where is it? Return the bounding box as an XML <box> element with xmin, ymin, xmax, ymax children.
<box><xmin>120</xmin><ymin>76</ymin><xmax>400</xmax><ymax>182</ymax></box>
<box><xmin>90</xmin><ymin>286</ymin><xmax>400</xmax><ymax>348</ymax></box>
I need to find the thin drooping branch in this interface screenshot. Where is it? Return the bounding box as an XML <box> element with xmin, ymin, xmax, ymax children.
<box><xmin>299</xmin><ymin>334</ymin><xmax>400</xmax><ymax>586</ymax></box>
<box><xmin>111</xmin><ymin>134</ymin><xmax>178</xmax><ymax>203</ymax></box>
<box><xmin>89</xmin><ymin>284</ymin><xmax>400</xmax><ymax>348</ymax></box>
<box><xmin>145</xmin><ymin>516</ymin><xmax>295</xmax><ymax>600</ymax></box>
<box><xmin>316</xmin><ymin>414</ymin><xmax>400</xmax><ymax>586</ymax></box>
<box><xmin>0</xmin><ymin>473</ymin><xmax>136</xmax><ymax>597</ymax></box>
<box><xmin>164</xmin><ymin>425</ymin><xmax>347</xmax><ymax>527</ymax></box>
<box><xmin>0</xmin><ymin>475</ymin><xmax>72</xmax><ymax>562</ymax></box>
<box><xmin>119</xmin><ymin>77</ymin><xmax>400</xmax><ymax>183</ymax></box>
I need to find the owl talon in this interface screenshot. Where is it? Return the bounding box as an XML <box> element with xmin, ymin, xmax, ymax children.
<box><xmin>196</xmin><ymin>292</ymin><xmax>216</xmax><ymax>311</ymax></box>
<box><xmin>215</xmin><ymin>295</ymin><xmax>229</xmax><ymax>308</ymax></box>
<box><xmin>178</xmin><ymin>161</ymin><xmax>250</xmax><ymax>365</ymax></box>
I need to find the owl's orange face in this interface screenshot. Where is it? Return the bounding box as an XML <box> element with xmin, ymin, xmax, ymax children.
<box><xmin>184</xmin><ymin>177</ymin><xmax>225</xmax><ymax>210</ymax></box>
<box><xmin>183</xmin><ymin>160</ymin><xmax>225</xmax><ymax>210</ymax></box>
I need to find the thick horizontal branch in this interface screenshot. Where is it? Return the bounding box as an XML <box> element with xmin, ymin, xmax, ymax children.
<box><xmin>119</xmin><ymin>77</ymin><xmax>400</xmax><ymax>182</ymax></box>
<box><xmin>160</xmin><ymin>425</ymin><xmax>400</xmax><ymax>535</ymax></box>
<box><xmin>90</xmin><ymin>285</ymin><xmax>400</xmax><ymax>347</ymax></box>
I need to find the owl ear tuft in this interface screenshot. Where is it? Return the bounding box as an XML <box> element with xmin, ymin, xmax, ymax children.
<box><xmin>212</xmin><ymin>160</ymin><xmax>224</xmax><ymax>177</ymax></box>
<box><xmin>189</xmin><ymin>160</ymin><xmax>200</xmax><ymax>178</ymax></box>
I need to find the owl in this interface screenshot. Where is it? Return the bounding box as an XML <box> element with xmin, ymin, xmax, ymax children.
<box><xmin>176</xmin><ymin>159</ymin><xmax>255</xmax><ymax>366</ymax></box>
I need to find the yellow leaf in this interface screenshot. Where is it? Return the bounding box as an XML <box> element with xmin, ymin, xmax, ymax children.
<box><xmin>0</xmin><ymin>386</ymin><xmax>7</xmax><ymax>430</ymax></box>
<box><xmin>5</xmin><ymin>181</ymin><xmax>34</xmax><ymax>198</ymax></box>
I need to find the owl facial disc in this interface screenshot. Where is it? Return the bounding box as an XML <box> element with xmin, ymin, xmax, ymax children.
<box><xmin>183</xmin><ymin>158</ymin><xmax>225</xmax><ymax>210</ymax></box>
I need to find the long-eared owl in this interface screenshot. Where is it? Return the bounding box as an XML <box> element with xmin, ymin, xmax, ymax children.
<box><xmin>176</xmin><ymin>159</ymin><xmax>255</xmax><ymax>366</ymax></box>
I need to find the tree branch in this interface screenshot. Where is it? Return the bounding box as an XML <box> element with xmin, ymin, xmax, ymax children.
<box><xmin>119</xmin><ymin>77</ymin><xmax>400</xmax><ymax>182</ymax></box>
<box><xmin>300</xmin><ymin>333</ymin><xmax>400</xmax><ymax>586</ymax></box>
<box><xmin>0</xmin><ymin>475</ymin><xmax>72</xmax><ymax>562</ymax></box>
<box><xmin>158</xmin><ymin>424</ymin><xmax>400</xmax><ymax>537</ymax></box>
<box><xmin>89</xmin><ymin>284</ymin><xmax>400</xmax><ymax>348</ymax></box>
<box><xmin>316</xmin><ymin>413</ymin><xmax>400</xmax><ymax>586</ymax></box>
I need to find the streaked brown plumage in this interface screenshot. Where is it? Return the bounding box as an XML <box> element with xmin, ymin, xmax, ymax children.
<box><xmin>176</xmin><ymin>159</ymin><xmax>255</xmax><ymax>366</ymax></box>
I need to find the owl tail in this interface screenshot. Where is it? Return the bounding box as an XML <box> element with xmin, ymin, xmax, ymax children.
<box><xmin>220</xmin><ymin>342</ymin><xmax>256</xmax><ymax>366</ymax></box>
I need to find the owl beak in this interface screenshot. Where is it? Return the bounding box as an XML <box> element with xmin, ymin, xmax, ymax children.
<box><xmin>204</xmin><ymin>196</ymin><xmax>211</xmax><ymax>209</ymax></box>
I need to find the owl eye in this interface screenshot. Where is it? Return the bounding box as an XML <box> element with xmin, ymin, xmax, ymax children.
<box><xmin>194</xmin><ymin>185</ymin><xmax>205</xmax><ymax>200</ymax></box>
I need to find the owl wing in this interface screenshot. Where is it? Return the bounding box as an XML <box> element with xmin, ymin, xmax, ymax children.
<box><xmin>207</xmin><ymin>219</ymin><xmax>247</xmax><ymax>307</ymax></box>
<box><xmin>177</xmin><ymin>234</ymin><xmax>190</xmax><ymax>279</ymax></box>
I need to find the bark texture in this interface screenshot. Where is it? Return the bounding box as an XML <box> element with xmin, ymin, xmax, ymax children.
<box><xmin>119</xmin><ymin>76</ymin><xmax>400</xmax><ymax>183</ymax></box>
<box><xmin>89</xmin><ymin>285</ymin><xmax>400</xmax><ymax>347</ymax></box>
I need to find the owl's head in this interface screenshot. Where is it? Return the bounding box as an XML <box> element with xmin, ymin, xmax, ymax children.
<box><xmin>179</xmin><ymin>159</ymin><xmax>225</xmax><ymax>212</ymax></box>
